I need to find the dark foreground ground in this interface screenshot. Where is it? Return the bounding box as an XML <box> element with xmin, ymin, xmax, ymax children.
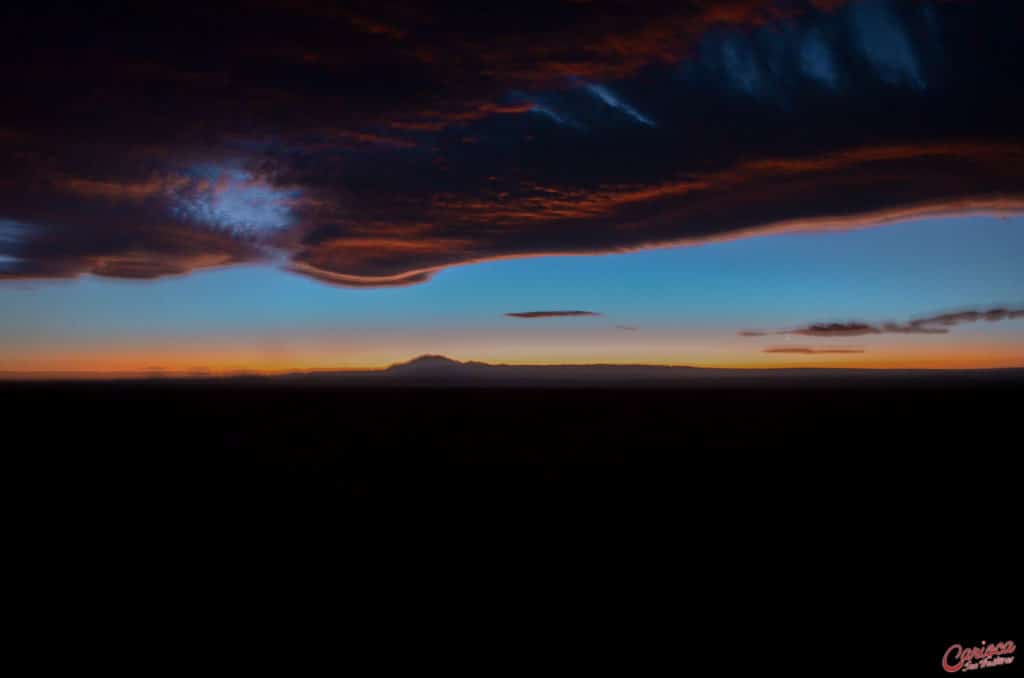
<box><xmin>3</xmin><ymin>377</ymin><xmax>1019</xmax><ymax>672</ymax></box>
<box><xmin>4</xmin><ymin>376</ymin><xmax>1020</xmax><ymax>503</ymax></box>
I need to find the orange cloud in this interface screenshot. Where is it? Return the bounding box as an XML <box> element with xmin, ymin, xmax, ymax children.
<box><xmin>59</xmin><ymin>176</ymin><xmax>187</xmax><ymax>201</ymax></box>
<box><xmin>388</xmin><ymin>102</ymin><xmax>537</xmax><ymax>132</ymax></box>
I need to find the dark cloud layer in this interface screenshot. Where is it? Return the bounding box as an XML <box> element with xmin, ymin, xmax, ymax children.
<box><xmin>741</xmin><ymin>307</ymin><xmax>1024</xmax><ymax>338</ymax></box>
<box><xmin>505</xmin><ymin>311</ymin><xmax>602</xmax><ymax>319</ymax></box>
<box><xmin>2</xmin><ymin>1</ymin><xmax>1023</xmax><ymax>285</ymax></box>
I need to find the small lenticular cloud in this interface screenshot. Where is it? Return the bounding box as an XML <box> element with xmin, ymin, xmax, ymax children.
<box><xmin>505</xmin><ymin>310</ymin><xmax>602</xmax><ymax>318</ymax></box>
<box><xmin>763</xmin><ymin>346</ymin><xmax>864</xmax><ymax>354</ymax></box>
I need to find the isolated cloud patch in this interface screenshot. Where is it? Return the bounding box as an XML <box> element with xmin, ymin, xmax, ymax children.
<box><xmin>505</xmin><ymin>311</ymin><xmax>602</xmax><ymax>319</ymax></box>
<box><xmin>762</xmin><ymin>347</ymin><xmax>865</xmax><ymax>354</ymax></box>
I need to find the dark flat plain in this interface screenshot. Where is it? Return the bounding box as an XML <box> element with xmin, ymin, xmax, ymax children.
<box><xmin>5</xmin><ymin>375</ymin><xmax>1019</xmax><ymax>671</ymax></box>
<box><xmin>4</xmin><ymin>372</ymin><xmax>1020</xmax><ymax>503</ymax></box>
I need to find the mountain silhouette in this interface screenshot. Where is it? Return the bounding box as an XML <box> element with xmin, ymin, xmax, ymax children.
<box><xmin>386</xmin><ymin>354</ymin><xmax>469</xmax><ymax>375</ymax></box>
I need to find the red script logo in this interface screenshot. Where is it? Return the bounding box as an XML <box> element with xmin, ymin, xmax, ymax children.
<box><xmin>942</xmin><ymin>640</ymin><xmax>1016</xmax><ymax>673</ymax></box>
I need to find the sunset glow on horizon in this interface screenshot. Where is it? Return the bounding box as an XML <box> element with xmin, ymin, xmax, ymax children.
<box><xmin>3</xmin><ymin>215</ymin><xmax>1022</xmax><ymax>377</ymax></box>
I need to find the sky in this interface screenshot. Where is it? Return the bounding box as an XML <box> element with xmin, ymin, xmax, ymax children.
<box><xmin>1</xmin><ymin>0</ymin><xmax>1023</xmax><ymax>375</ymax></box>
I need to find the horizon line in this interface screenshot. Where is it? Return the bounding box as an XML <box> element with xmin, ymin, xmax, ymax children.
<box><xmin>3</xmin><ymin>355</ymin><xmax>1024</xmax><ymax>381</ymax></box>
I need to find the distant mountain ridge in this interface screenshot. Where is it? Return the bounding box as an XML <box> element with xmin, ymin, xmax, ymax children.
<box><xmin>322</xmin><ymin>355</ymin><xmax>1024</xmax><ymax>386</ymax></box>
<box><xmin>5</xmin><ymin>355</ymin><xmax>1024</xmax><ymax>385</ymax></box>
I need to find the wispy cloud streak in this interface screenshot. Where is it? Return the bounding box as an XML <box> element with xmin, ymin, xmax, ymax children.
<box><xmin>741</xmin><ymin>307</ymin><xmax>1024</xmax><ymax>338</ymax></box>
<box><xmin>584</xmin><ymin>84</ymin><xmax>655</xmax><ymax>126</ymax></box>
